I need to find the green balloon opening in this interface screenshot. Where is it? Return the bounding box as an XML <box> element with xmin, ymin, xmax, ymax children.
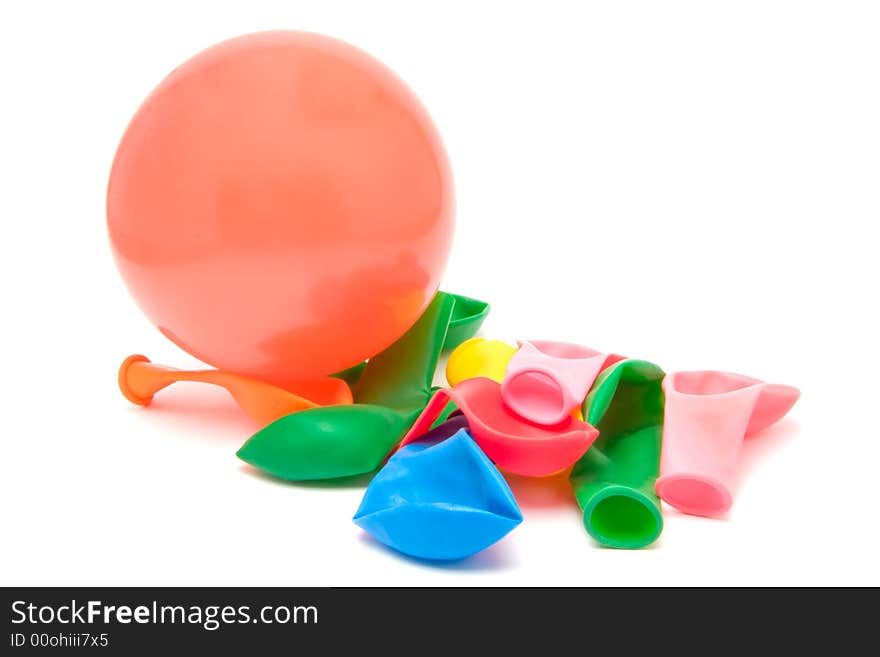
<box><xmin>587</xmin><ymin>493</ymin><xmax>660</xmax><ymax>548</ymax></box>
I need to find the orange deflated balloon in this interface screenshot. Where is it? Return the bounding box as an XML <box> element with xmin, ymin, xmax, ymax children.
<box><xmin>107</xmin><ymin>31</ymin><xmax>454</xmax><ymax>386</ymax></box>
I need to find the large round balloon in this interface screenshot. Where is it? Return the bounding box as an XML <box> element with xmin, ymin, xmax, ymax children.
<box><xmin>107</xmin><ymin>31</ymin><xmax>454</xmax><ymax>386</ymax></box>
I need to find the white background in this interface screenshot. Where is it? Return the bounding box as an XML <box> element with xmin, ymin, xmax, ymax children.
<box><xmin>1</xmin><ymin>0</ymin><xmax>878</xmax><ymax>586</ymax></box>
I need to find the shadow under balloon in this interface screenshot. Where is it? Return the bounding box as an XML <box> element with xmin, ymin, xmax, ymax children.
<box><xmin>355</xmin><ymin>532</ymin><xmax>517</xmax><ymax>572</ymax></box>
<box><xmin>738</xmin><ymin>417</ymin><xmax>801</xmax><ymax>480</ymax></box>
<box><xmin>126</xmin><ymin>385</ymin><xmax>256</xmax><ymax>444</ymax></box>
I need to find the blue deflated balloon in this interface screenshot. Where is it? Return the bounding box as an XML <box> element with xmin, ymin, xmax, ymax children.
<box><xmin>353</xmin><ymin>427</ymin><xmax>522</xmax><ymax>560</ymax></box>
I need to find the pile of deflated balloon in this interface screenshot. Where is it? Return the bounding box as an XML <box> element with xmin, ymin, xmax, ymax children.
<box><xmin>108</xmin><ymin>32</ymin><xmax>800</xmax><ymax>561</ymax></box>
<box><xmin>119</xmin><ymin>291</ymin><xmax>800</xmax><ymax>559</ymax></box>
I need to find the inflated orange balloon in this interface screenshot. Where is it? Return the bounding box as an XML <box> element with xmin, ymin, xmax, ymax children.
<box><xmin>107</xmin><ymin>31</ymin><xmax>454</xmax><ymax>386</ymax></box>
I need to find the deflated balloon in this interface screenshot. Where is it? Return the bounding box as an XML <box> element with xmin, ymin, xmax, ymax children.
<box><xmin>237</xmin><ymin>292</ymin><xmax>460</xmax><ymax>480</ymax></box>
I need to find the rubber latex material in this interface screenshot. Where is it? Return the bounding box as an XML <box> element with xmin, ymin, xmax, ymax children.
<box><xmin>236</xmin><ymin>293</ymin><xmax>456</xmax><ymax>480</ymax></box>
<box><xmin>656</xmin><ymin>370</ymin><xmax>800</xmax><ymax>518</ymax></box>
<box><xmin>354</xmin><ymin>428</ymin><xmax>522</xmax><ymax>560</ymax></box>
<box><xmin>352</xmin><ymin>292</ymin><xmax>454</xmax><ymax>410</ymax></box>
<box><xmin>332</xmin><ymin>361</ymin><xmax>368</xmax><ymax>387</ymax></box>
<box><xmin>444</xmin><ymin>294</ymin><xmax>491</xmax><ymax>352</ymax></box>
<box><xmin>118</xmin><ymin>355</ymin><xmax>352</xmax><ymax>425</ymax></box>
<box><xmin>445</xmin><ymin>338</ymin><xmax>517</xmax><ymax>387</ymax></box>
<box><xmin>107</xmin><ymin>31</ymin><xmax>454</xmax><ymax>386</ymax></box>
<box><xmin>332</xmin><ymin>291</ymin><xmax>489</xmax><ymax>389</ymax></box>
<box><xmin>399</xmin><ymin>377</ymin><xmax>599</xmax><ymax>477</ymax></box>
<box><xmin>570</xmin><ymin>360</ymin><xmax>665</xmax><ymax>549</ymax></box>
<box><xmin>502</xmin><ymin>341</ymin><xmax>614</xmax><ymax>426</ymax></box>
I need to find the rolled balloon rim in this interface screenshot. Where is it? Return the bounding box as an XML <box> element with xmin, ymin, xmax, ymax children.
<box><xmin>501</xmin><ymin>369</ymin><xmax>571</xmax><ymax>426</ymax></box>
<box><xmin>502</xmin><ymin>341</ymin><xmax>617</xmax><ymax>426</ymax></box>
<box><xmin>655</xmin><ymin>472</ymin><xmax>733</xmax><ymax>518</ymax></box>
<box><xmin>118</xmin><ymin>354</ymin><xmax>154</xmax><ymax>406</ymax></box>
<box><xmin>581</xmin><ymin>484</ymin><xmax>664</xmax><ymax>549</ymax></box>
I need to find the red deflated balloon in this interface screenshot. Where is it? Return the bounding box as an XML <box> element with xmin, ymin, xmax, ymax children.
<box><xmin>107</xmin><ymin>31</ymin><xmax>454</xmax><ymax>385</ymax></box>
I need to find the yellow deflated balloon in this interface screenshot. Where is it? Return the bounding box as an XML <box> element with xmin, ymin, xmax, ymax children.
<box><xmin>445</xmin><ymin>338</ymin><xmax>518</xmax><ymax>387</ymax></box>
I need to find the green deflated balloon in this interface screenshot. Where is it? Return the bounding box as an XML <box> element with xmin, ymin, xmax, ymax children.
<box><xmin>237</xmin><ymin>292</ymin><xmax>478</xmax><ymax>481</ymax></box>
<box><xmin>570</xmin><ymin>359</ymin><xmax>665</xmax><ymax>549</ymax></box>
<box><xmin>236</xmin><ymin>404</ymin><xmax>422</xmax><ymax>481</ymax></box>
<box><xmin>444</xmin><ymin>293</ymin><xmax>490</xmax><ymax>353</ymax></box>
<box><xmin>329</xmin><ymin>292</ymin><xmax>489</xmax><ymax>388</ymax></box>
